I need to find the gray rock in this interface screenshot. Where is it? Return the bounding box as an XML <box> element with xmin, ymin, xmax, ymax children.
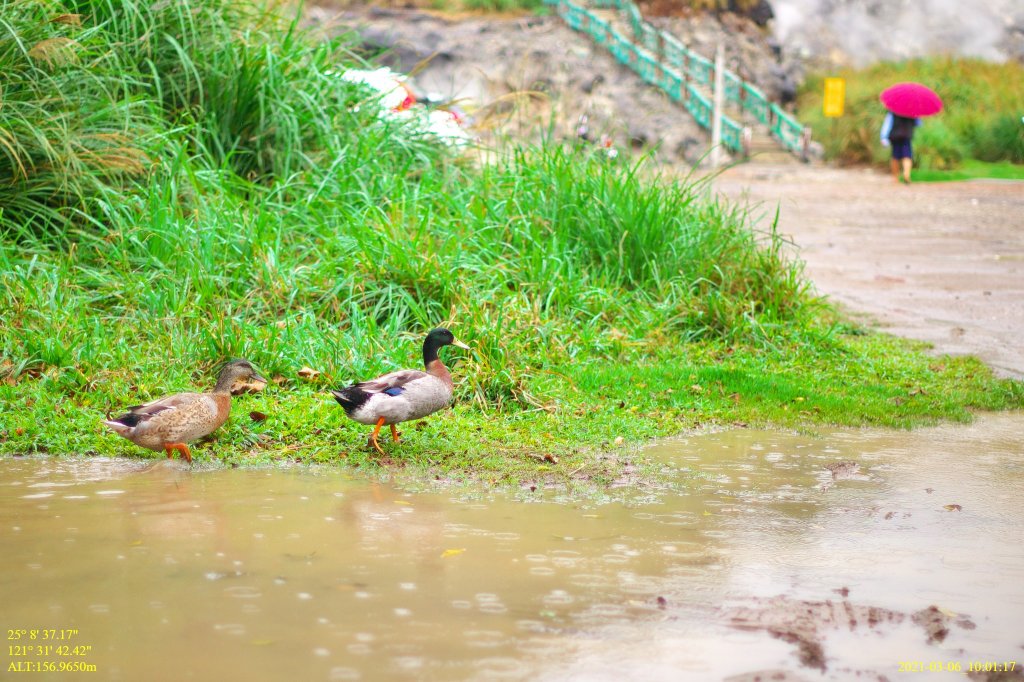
<box><xmin>804</xmin><ymin>140</ymin><xmax>825</xmax><ymax>162</ymax></box>
<box><xmin>319</xmin><ymin>9</ymin><xmax>710</xmax><ymax>166</ymax></box>
<box><xmin>771</xmin><ymin>0</ymin><xmax>1024</xmax><ymax>65</ymax></box>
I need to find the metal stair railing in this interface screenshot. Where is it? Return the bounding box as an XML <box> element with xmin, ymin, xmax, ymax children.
<box><xmin>549</xmin><ymin>0</ymin><xmax>810</xmax><ymax>158</ymax></box>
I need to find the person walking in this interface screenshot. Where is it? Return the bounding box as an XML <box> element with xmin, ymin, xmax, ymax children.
<box><xmin>880</xmin><ymin>111</ymin><xmax>921</xmax><ymax>184</ymax></box>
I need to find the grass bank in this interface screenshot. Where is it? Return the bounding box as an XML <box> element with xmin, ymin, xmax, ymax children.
<box><xmin>2</xmin><ymin>0</ymin><xmax>1022</xmax><ymax>487</ymax></box>
<box><xmin>798</xmin><ymin>57</ymin><xmax>1024</xmax><ymax>174</ymax></box>
<box><xmin>910</xmin><ymin>159</ymin><xmax>1024</xmax><ymax>183</ymax></box>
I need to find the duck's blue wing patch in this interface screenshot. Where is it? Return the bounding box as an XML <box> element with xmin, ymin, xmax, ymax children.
<box><xmin>382</xmin><ymin>387</ymin><xmax>405</xmax><ymax>397</ymax></box>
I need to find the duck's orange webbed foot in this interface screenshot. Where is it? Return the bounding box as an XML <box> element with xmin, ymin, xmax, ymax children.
<box><xmin>390</xmin><ymin>424</ymin><xmax>401</xmax><ymax>443</ymax></box>
<box><xmin>165</xmin><ymin>442</ymin><xmax>192</xmax><ymax>464</ymax></box>
<box><xmin>367</xmin><ymin>417</ymin><xmax>387</xmax><ymax>456</ymax></box>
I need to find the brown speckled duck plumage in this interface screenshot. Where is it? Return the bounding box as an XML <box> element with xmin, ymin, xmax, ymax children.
<box><xmin>103</xmin><ymin>359</ymin><xmax>264</xmax><ymax>463</ymax></box>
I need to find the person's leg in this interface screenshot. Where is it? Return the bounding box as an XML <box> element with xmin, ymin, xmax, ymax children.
<box><xmin>890</xmin><ymin>158</ymin><xmax>901</xmax><ymax>183</ymax></box>
<box><xmin>901</xmin><ymin>157</ymin><xmax>913</xmax><ymax>183</ymax></box>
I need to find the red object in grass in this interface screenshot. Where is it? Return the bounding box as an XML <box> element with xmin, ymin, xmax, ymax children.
<box><xmin>393</xmin><ymin>83</ymin><xmax>417</xmax><ymax>112</ymax></box>
<box><xmin>880</xmin><ymin>82</ymin><xmax>943</xmax><ymax>118</ymax></box>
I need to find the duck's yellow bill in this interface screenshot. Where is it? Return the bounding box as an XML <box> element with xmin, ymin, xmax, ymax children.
<box><xmin>452</xmin><ymin>339</ymin><xmax>471</xmax><ymax>350</ymax></box>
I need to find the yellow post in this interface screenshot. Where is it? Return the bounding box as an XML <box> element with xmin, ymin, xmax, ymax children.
<box><xmin>823</xmin><ymin>77</ymin><xmax>845</xmax><ymax>118</ymax></box>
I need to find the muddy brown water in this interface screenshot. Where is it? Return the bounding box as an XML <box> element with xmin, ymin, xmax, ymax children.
<box><xmin>3</xmin><ymin>414</ymin><xmax>1023</xmax><ymax>681</ymax></box>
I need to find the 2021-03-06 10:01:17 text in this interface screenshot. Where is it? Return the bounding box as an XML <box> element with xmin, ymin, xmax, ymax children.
<box><xmin>898</xmin><ymin>661</ymin><xmax>1017</xmax><ymax>673</ymax></box>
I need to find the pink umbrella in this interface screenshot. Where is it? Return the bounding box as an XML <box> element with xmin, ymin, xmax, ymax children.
<box><xmin>880</xmin><ymin>82</ymin><xmax>943</xmax><ymax>117</ymax></box>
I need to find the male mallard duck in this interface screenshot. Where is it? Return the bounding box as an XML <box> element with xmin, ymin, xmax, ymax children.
<box><xmin>331</xmin><ymin>328</ymin><xmax>469</xmax><ymax>454</ymax></box>
<box><xmin>103</xmin><ymin>359</ymin><xmax>265</xmax><ymax>463</ymax></box>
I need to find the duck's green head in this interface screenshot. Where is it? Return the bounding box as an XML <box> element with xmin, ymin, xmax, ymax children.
<box><xmin>423</xmin><ymin>328</ymin><xmax>470</xmax><ymax>365</ymax></box>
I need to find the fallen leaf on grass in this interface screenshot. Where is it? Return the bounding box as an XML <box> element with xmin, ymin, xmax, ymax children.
<box><xmin>1</xmin><ymin>362</ymin><xmax>43</xmax><ymax>386</ymax></box>
<box><xmin>297</xmin><ymin>366</ymin><xmax>321</xmax><ymax>381</ymax></box>
<box><xmin>28</xmin><ymin>37</ymin><xmax>79</xmax><ymax>66</ymax></box>
<box><xmin>528</xmin><ymin>453</ymin><xmax>559</xmax><ymax>464</ymax></box>
<box><xmin>943</xmin><ymin>504</ymin><xmax>962</xmax><ymax>512</ymax></box>
<box><xmin>249</xmin><ymin>411</ymin><xmax>268</xmax><ymax>422</ymax></box>
<box><xmin>231</xmin><ymin>378</ymin><xmax>267</xmax><ymax>395</ymax></box>
<box><xmin>440</xmin><ymin>548</ymin><xmax>466</xmax><ymax>558</ymax></box>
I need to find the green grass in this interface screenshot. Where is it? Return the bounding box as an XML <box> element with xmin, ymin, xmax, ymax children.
<box><xmin>798</xmin><ymin>57</ymin><xmax>1024</xmax><ymax>173</ymax></box>
<box><xmin>912</xmin><ymin>159</ymin><xmax>1024</xmax><ymax>183</ymax></box>
<box><xmin>455</xmin><ymin>0</ymin><xmax>543</xmax><ymax>13</ymax></box>
<box><xmin>2</xmin><ymin>0</ymin><xmax>1022</xmax><ymax>489</ymax></box>
<box><xmin>3</xmin><ymin>331</ymin><xmax>1020</xmax><ymax>488</ymax></box>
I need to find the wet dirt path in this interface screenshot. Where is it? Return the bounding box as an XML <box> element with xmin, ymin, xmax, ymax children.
<box><xmin>711</xmin><ymin>164</ymin><xmax>1024</xmax><ymax>379</ymax></box>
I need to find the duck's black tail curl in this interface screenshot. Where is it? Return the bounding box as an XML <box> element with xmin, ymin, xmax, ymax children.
<box><xmin>331</xmin><ymin>387</ymin><xmax>369</xmax><ymax>414</ymax></box>
<box><xmin>110</xmin><ymin>412</ymin><xmax>144</xmax><ymax>427</ymax></box>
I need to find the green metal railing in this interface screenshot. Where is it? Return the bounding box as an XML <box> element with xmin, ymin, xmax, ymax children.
<box><xmin>770</xmin><ymin>103</ymin><xmax>806</xmax><ymax>152</ymax></box>
<box><xmin>550</xmin><ymin>0</ymin><xmax>809</xmax><ymax>157</ymax></box>
<box><xmin>741</xmin><ymin>82</ymin><xmax>768</xmax><ymax>125</ymax></box>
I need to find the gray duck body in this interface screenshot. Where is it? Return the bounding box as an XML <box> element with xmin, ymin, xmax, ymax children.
<box><xmin>340</xmin><ymin>367</ymin><xmax>454</xmax><ymax>426</ymax></box>
<box><xmin>331</xmin><ymin>328</ymin><xmax>468</xmax><ymax>431</ymax></box>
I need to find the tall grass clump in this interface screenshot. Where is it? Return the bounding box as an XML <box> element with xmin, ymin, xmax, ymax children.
<box><xmin>0</xmin><ymin>2</ymin><xmax>156</xmax><ymax>236</ymax></box>
<box><xmin>797</xmin><ymin>57</ymin><xmax>1024</xmax><ymax>170</ymax></box>
<box><xmin>1</xmin><ymin>0</ymin><xmax>440</xmax><ymax>236</ymax></box>
<box><xmin>57</xmin><ymin>0</ymin><xmax>323</xmax><ymax>178</ymax></box>
<box><xmin>2</xmin><ymin>0</ymin><xmax>822</xmax><ymax>417</ymax></box>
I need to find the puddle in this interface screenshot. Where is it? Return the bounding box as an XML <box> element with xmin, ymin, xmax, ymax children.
<box><xmin>2</xmin><ymin>413</ymin><xmax>1023</xmax><ymax>680</ymax></box>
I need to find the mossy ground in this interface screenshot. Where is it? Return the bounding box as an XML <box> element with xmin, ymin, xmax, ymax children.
<box><xmin>4</xmin><ymin>331</ymin><xmax>1020</xmax><ymax>490</ymax></box>
<box><xmin>911</xmin><ymin>160</ymin><xmax>1024</xmax><ymax>183</ymax></box>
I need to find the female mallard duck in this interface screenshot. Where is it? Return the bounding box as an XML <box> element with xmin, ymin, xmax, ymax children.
<box><xmin>103</xmin><ymin>359</ymin><xmax>265</xmax><ymax>463</ymax></box>
<box><xmin>331</xmin><ymin>328</ymin><xmax>469</xmax><ymax>454</ymax></box>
